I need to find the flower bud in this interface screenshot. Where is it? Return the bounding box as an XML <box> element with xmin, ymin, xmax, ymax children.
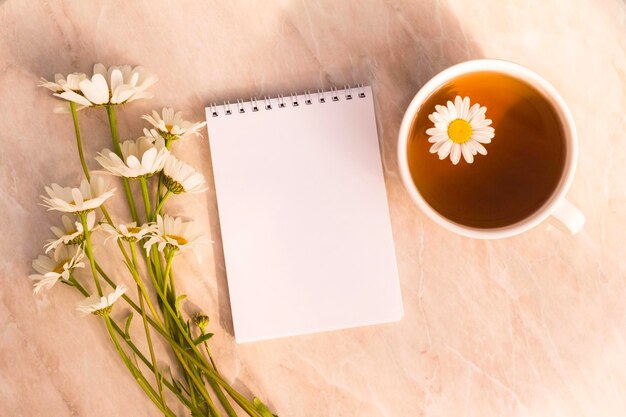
<box><xmin>193</xmin><ymin>313</ymin><xmax>209</xmax><ymax>330</ymax></box>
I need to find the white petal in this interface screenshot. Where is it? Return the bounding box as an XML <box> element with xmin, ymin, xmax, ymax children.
<box><xmin>461</xmin><ymin>97</ymin><xmax>470</xmax><ymax>119</ymax></box>
<box><xmin>454</xmin><ymin>96</ymin><xmax>463</xmax><ymax>115</ymax></box>
<box><xmin>466</xmin><ymin>103</ymin><xmax>480</xmax><ymax>121</ymax></box>
<box><xmin>471</xmin><ymin>140</ymin><xmax>488</xmax><ymax>155</ymax></box>
<box><xmin>54</xmin><ymin>90</ymin><xmax>92</xmax><ymax>106</ymax></box>
<box><xmin>468</xmin><ymin>106</ymin><xmax>487</xmax><ymax>124</ymax></box>
<box><xmin>437</xmin><ymin>140</ymin><xmax>453</xmax><ymax>159</ymax></box>
<box><xmin>110</xmin><ymin>69</ymin><xmax>123</xmax><ymax>92</ymax></box>
<box><xmin>435</xmin><ymin>105</ymin><xmax>450</xmax><ymax>121</ymax></box>
<box><xmin>428</xmin><ymin>134</ymin><xmax>448</xmax><ymax>143</ymax></box>
<box><xmin>461</xmin><ymin>143</ymin><xmax>474</xmax><ymax>163</ymax></box>
<box><xmin>426</xmin><ymin>127</ymin><xmax>443</xmax><ymax>136</ymax></box>
<box><xmin>80</xmin><ymin>74</ymin><xmax>109</xmax><ymax>105</ymax></box>
<box><xmin>450</xmin><ymin>143</ymin><xmax>461</xmax><ymax>165</ymax></box>
<box><xmin>429</xmin><ymin>140</ymin><xmax>448</xmax><ymax>153</ymax></box>
<box><xmin>111</xmin><ymin>85</ymin><xmax>136</xmax><ymax>104</ymax></box>
<box><xmin>447</xmin><ymin>100</ymin><xmax>457</xmax><ymax>119</ymax></box>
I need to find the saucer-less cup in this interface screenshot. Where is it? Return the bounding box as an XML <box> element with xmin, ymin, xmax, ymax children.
<box><xmin>397</xmin><ymin>59</ymin><xmax>585</xmax><ymax>239</ymax></box>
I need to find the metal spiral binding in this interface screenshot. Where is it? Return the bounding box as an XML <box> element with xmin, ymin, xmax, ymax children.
<box><xmin>209</xmin><ymin>85</ymin><xmax>367</xmax><ymax>116</ymax></box>
<box><xmin>223</xmin><ymin>101</ymin><xmax>232</xmax><ymax>115</ymax></box>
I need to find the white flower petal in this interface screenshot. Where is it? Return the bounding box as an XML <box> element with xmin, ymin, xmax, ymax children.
<box><xmin>437</xmin><ymin>140</ymin><xmax>453</xmax><ymax>160</ymax></box>
<box><xmin>461</xmin><ymin>143</ymin><xmax>474</xmax><ymax>164</ymax></box>
<box><xmin>429</xmin><ymin>139</ymin><xmax>448</xmax><ymax>153</ymax></box>
<box><xmin>471</xmin><ymin>140</ymin><xmax>488</xmax><ymax>155</ymax></box>
<box><xmin>53</xmin><ymin>90</ymin><xmax>92</xmax><ymax>107</ymax></box>
<box><xmin>446</xmin><ymin>100</ymin><xmax>457</xmax><ymax>119</ymax></box>
<box><xmin>450</xmin><ymin>143</ymin><xmax>462</xmax><ymax>165</ymax></box>
<box><xmin>79</xmin><ymin>74</ymin><xmax>109</xmax><ymax>105</ymax></box>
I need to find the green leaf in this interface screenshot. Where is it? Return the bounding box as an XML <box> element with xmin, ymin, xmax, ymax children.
<box><xmin>253</xmin><ymin>397</ymin><xmax>276</xmax><ymax>417</ymax></box>
<box><xmin>124</xmin><ymin>312</ymin><xmax>134</xmax><ymax>339</ymax></box>
<box><xmin>193</xmin><ymin>333</ymin><xmax>214</xmax><ymax>345</ymax></box>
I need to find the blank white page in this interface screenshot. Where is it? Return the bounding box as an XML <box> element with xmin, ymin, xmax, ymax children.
<box><xmin>206</xmin><ymin>87</ymin><xmax>403</xmax><ymax>343</ymax></box>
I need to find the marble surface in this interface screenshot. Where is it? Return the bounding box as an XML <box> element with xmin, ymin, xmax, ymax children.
<box><xmin>1</xmin><ymin>0</ymin><xmax>626</xmax><ymax>416</ymax></box>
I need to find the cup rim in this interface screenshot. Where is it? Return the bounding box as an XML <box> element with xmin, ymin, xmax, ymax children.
<box><xmin>397</xmin><ymin>59</ymin><xmax>578</xmax><ymax>239</ymax></box>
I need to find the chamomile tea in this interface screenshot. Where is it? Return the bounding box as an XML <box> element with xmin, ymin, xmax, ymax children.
<box><xmin>407</xmin><ymin>71</ymin><xmax>566</xmax><ymax>229</ymax></box>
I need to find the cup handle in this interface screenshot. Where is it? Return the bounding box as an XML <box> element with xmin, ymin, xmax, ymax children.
<box><xmin>550</xmin><ymin>198</ymin><xmax>585</xmax><ymax>234</ymax></box>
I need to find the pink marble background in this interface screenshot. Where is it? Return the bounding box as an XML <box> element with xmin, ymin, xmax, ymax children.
<box><xmin>1</xmin><ymin>0</ymin><xmax>625</xmax><ymax>416</ymax></box>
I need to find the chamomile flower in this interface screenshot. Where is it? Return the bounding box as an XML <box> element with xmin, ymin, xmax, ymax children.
<box><xmin>143</xmin><ymin>215</ymin><xmax>209</xmax><ymax>262</ymax></box>
<box><xmin>49</xmin><ymin>63</ymin><xmax>157</xmax><ymax>107</ymax></box>
<box><xmin>29</xmin><ymin>245</ymin><xmax>85</xmax><ymax>295</ymax></box>
<box><xmin>142</xmin><ymin>107</ymin><xmax>207</xmax><ymax>141</ymax></box>
<box><xmin>95</xmin><ymin>136</ymin><xmax>169</xmax><ymax>179</ymax></box>
<box><xmin>101</xmin><ymin>222</ymin><xmax>157</xmax><ymax>244</ymax></box>
<box><xmin>76</xmin><ymin>284</ymin><xmax>128</xmax><ymax>316</ymax></box>
<box><xmin>426</xmin><ymin>96</ymin><xmax>495</xmax><ymax>165</ymax></box>
<box><xmin>162</xmin><ymin>155</ymin><xmax>208</xmax><ymax>194</ymax></box>
<box><xmin>41</xmin><ymin>176</ymin><xmax>116</xmax><ymax>214</ymax></box>
<box><xmin>44</xmin><ymin>211</ymin><xmax>99</xmax><ymax>253</ymax></box>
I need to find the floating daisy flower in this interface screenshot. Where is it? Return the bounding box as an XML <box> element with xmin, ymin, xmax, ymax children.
<box><xmin>101</xmin><ymin>222</ymin><xmax>157</xmax><ymax>244</ymax></box>
<box><xmin>426</xmin><ymin>96</ymin><xmax>495</xmax><ymax>165</ymax></box>
<box><xmin>143</xmin><ymin>215</ymin><xmax>210</xmax><ymax>262</ymax></box>
<box><xmin>162</xmin><ymin>155</ymin><xmax>208</xmax><ymax>194</ymax></box>
<box><xmin>142</xmin><ymin>107</ymin><xmax>207</xmax><ymax>141</ymax></box>
<box><xmin>44</xmin><ymin>211</ymin><xmax>99</xmax><ymax>253</ymax></box>
<box><xmin>29</xmin><ymin>245</ymin><xmax>85</xmax><ymax>295</ymax></box>
<box><xmin>95</xmin><ymin>136</ymin><xmax>169</xmax><ymax>179</ymax></box>
<box><xmin>76</xmin><ymin>284</ymin><xmax>128</xmax><ymax>316</ymax></box>
<box><xmin>41</xmin><ymin>176</ymin><xmax>116</xmax><ymax>214</ymax></box>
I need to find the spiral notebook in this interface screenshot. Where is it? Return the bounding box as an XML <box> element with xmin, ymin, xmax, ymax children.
<box><xmin>206</xmin><ymin>86</ymin><xmax>403</xmax><ymax>343</ymax></box>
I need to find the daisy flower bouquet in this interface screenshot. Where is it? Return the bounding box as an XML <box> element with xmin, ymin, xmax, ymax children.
<box><xmin>34</xmin><ymin>65</ymin><xmax>275</xmax><ymax>417</ymax></box>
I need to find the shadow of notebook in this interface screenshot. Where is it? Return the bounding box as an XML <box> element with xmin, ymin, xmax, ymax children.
<box><xmin>206</xmin><ymin>86</ymin><xmax>403</xmax><ymax>343</ymax></box>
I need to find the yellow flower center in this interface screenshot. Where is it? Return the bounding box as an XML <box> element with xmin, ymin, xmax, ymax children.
<box><xmin>165</xmin><ymin>124</ymin><xmax>173</xmax><ymax>132</ymax></box>
<box><xmin>447</xmin><ymin>119</ymin><xmax>473</xmax><ymax>144</ymax></box>
<box><xmin>127</xmin><ymin>227</ymin><xmax>142</xmax><ymax>234</ymax></box>
<box><xmin>166</xmin><ymin>234</ymin><xmax>188</xmax><ymax>245</ymax></box>
<box><xmin>53</xmin><ymin>261</ymin><xmax>68</xmax><ymax>274</ymax></box>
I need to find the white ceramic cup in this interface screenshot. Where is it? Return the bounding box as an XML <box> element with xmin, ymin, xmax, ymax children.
<box><xmin>397</xmin><ymin>59</ymin><xmax>585</xmax><ymax>239</ymax></box>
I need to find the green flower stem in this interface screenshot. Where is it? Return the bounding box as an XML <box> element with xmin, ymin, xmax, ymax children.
<box><xmin>151</xmin><ymin>246</ymin><xmax>164</xmax><ymax>286</ymax></box>
<box><xmin>207</xmin><ymin>374</ymin><xmax>238</xmax><ymax>417</ymax></box>
<box><xmin>104</xmin><ymin>316</ymin><xmax>177</xmax><ymax>417</ymax></box>
<box><xmin>128</xmin><ymin>243</ymin><xmax>166</xmax><ymax>407</ymax></box>
<box><xmin>107</xmin><ymin>250</ymin><xmax>263</xmax><ymax>416</ymax></box>
<box><xmin>198</xmin><ymin>328</ymin><xmax>238</xmax><ymax>417</ymax></box>
<box><xmin>174</xmin><ymin>351</ymin><xmax>221</xmax><ymax>416</ymax></box>
<box><xmin>201</xmin><ymin>330</ymin><xmax>219</xmax><ymax>371</ymax></box>
<box><xmin>163</xmin><ymin>251</ymin><xmax>175</xmax><ymax>294</ymax></box>
<box><xmin>69</xmin><ymin>102</ymin><xmax>90</xmax><ymax>181</ymax></box>
<box><xmin>80</xmin><ymin>213</ymin><xmax>102</xmax><ymax>296</ymax></box>
<box><xmin>126</xmin><ymin>246</ymin><xmax>163</xmax><ymax>327</ymax></box>
<box><xmin>152</xmin><ymin>190</ymin><xmax>172</xmax><ymax>221</ymax></box>
<box><xmin>139</xmin><ymin>177</ymin><xmax>152</xmax><ymax>222</ymax></box>
<box><xmin>67</xmin><ymin>103</ymin><xmax>133</xmax><ymax>269</ymax></box>
<box><xmin>155</xmin><ymin>173</ymin><xmax>164</xmax><ymax>216</ymax></box>
<box><xmin>137</xmin><ymin>282</ymin><xmax>166</xmax><ymax>407</ymax></box>
<box><xmin>68</xmin><ymin>275</ymin><xmax>89</xmax><ymax>297</ymax></box>
<box><xmin>108</xmin><ymin>319</ymin><xmax>200</xmax><ymax>414</ymax></box>
<box><xmin>105</xmin><ymin>105</ymin><xmax>139</xmax><ymax>223</ymax></box>
<box><xmin>66</xmin><ymin>282</ymin><xmax>200</xmax><ymax>415</ymax></box>
<box><xmin>101</xmin><ymin>251</ymin><xmax>261</xmax><ymax>417</ymax></box>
